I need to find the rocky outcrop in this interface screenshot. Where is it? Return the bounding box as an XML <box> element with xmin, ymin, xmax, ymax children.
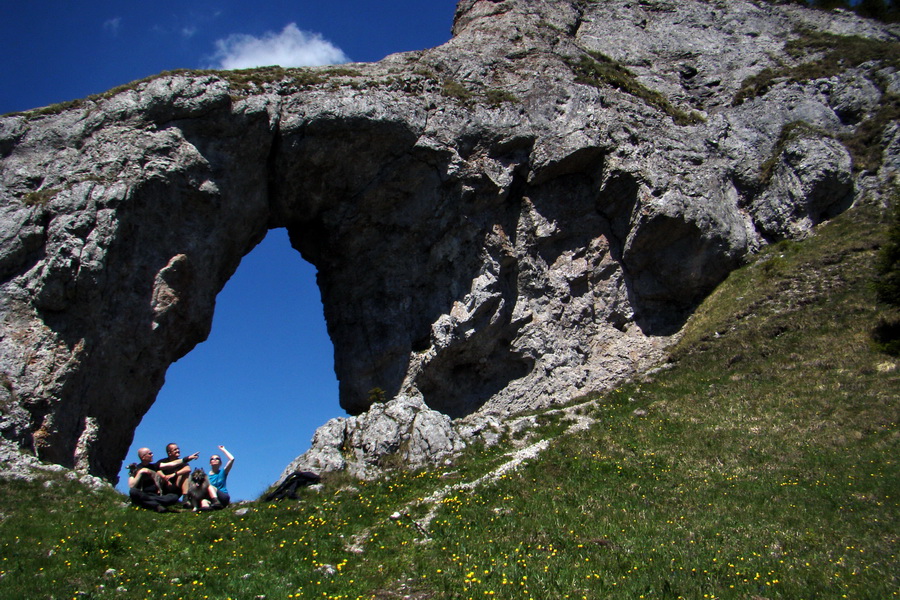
<box><xmin>0</xmin><ymin>0</ymin><xmax>897</xmax><ymax>482</ymax></box>
<box><xmin>281</xmin><ymin>393</ymin><xmax>465</xmax><ymax>480</ymax></box>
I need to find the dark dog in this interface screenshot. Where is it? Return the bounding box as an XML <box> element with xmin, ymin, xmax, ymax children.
<box><xmin>186</xmin><ymin>468</ymin><xmax>220</xmax><ymax>511</ymax></box>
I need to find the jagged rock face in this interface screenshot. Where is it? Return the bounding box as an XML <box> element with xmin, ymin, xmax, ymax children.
<box><xmin>280</xmin><ymin>393</ymin><xmax>465</xmax><ymax>480</ymax></box>
<box><xmin>0</xmin><ymin>0</ymin><xmax>896</xmax><ymax>481</ymax></box>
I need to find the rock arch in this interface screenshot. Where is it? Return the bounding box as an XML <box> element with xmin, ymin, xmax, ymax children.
<box><xmin>1</xmin><ymin>0</ymin><xmax>881</xmax><ymax>481</ymax></box>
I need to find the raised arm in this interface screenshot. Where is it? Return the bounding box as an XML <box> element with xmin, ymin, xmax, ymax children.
<box><xmin>219</xmin><ymin>445</ymin><xmax>235</xmax><ymax>475</ymax></box>
<box><xmin>158</xmin><ymin>452</ymin><xmax>198</xmax><ymax>473</ymax></box>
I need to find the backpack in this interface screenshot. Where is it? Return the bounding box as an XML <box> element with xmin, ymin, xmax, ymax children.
<box><xmin>263</xmin><ymin>471</ymin><xmax>321</xmax><ymax>501</ymax></box>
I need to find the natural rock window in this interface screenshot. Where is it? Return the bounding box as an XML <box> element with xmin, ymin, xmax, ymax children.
<box><xmin>118</xmin><ymin>228</ymin><xmax>339</xmax><ymax>496</ymax></box>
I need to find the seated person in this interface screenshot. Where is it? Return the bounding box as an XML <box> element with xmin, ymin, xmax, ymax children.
<box><xmin>156</xmin><ymin>442</ymin><xmax>200</xmax><ymax>496</ymax></box>
<box><xmin>127</xmin><ymin>448</ymin><xmax>180</xmax><ymax>513</ymax></box>
<box><xmin>207</xmin><ymin>445</ymin><xmax>235</xmax><ymax>507</ymax></box>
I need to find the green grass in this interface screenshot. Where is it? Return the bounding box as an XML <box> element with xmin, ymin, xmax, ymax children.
<box><xmin>1</xmin><ymin>201</ymin><xmax>898</xmax><ymax>599</ymax></box>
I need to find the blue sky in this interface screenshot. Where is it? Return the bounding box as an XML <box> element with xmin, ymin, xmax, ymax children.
<box><xmin>1</xmin><ymin>0</ymin><xmax>460</xmax><ymax>500</ymax></box>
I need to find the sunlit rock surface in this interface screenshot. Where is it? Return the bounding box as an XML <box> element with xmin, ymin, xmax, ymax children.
<box><xmin>0</xmin><ymin>0</ymin><xmax>897</xmax><ymax>481</ymax></box>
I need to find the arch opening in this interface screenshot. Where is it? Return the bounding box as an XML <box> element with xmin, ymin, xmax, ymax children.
<box><xmin>116</xmin><ymin>228</ymin><xmax>339</xmax><ymax>501</ymax></box>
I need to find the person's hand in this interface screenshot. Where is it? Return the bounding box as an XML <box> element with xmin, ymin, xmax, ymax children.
<box><xmin>187</xmin><ymin>452</ymin><xmax>200</xmax><ymax>461</ymax></box>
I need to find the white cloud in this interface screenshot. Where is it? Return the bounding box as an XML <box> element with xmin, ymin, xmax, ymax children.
<box><xmin>103</xmin><ymin>17</ymin><xmax>122</xmax><ymax>36</ymax></box>
<box><xmin>212</xmin><ymin>23</ymin><xmax>349</xmax><ymax>70</ymax></box>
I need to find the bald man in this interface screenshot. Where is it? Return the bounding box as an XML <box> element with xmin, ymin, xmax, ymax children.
<box><xmin>127</xmin><ymin>447</ymin><xmax>180</xmax><ymax>513</ymax></box>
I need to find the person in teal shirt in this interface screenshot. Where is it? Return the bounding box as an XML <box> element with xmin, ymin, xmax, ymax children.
<box><xmin>207</xmin><ymin>445</ymin><xmax>234</xmax><ymax>506</ymax></box>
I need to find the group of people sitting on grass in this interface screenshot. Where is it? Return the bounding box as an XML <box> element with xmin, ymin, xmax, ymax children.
<box><xmin>127</xmin><ymin>443</ymin><xmax>234</xmax><ymax>513</ymax></box>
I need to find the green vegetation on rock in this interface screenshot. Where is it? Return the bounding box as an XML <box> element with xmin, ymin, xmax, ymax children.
<box><xmin>840</xmin><ymin>93</ymin><xmax>900</xmax><ymax>172</ymax></box>
<box><xmin>21</xmin><ymin>188</ymin><xmax>58</xmax><ymax>207</ymax></box>
<box><xmin>759</xmin><ymin>120</ymin><xmax>832</xmax><ymax>182</ymax></box>
<box><xmin>484</xmin><ymin>89</ymin><xmax>519</xmax><ymax>107</ymax></box>
<box><xmin>733</xmin><ymin>31</ymin><xmax>900</xmax><ymax>106</ymax></box>
<box><xmin>441</xmin><ymin>79</ymin><xmax>474</xmax><ymax>105</ymax></box>
<box><xmin>567</xmin><ymin>51</ymin><xmax>704</xmax><ymax>125</ymax></box>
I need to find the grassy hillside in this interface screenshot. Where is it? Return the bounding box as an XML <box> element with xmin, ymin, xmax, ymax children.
<box><xmin>1</xmin><ymin>200</ymin><xmax>897</xmax><ymax>600</ymax></box>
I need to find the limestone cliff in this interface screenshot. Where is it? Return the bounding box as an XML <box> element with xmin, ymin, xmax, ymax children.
<box><xmin>0</xmin><ymin>0</ymin><xmax>897</xmax><ymax>481</ymax></box>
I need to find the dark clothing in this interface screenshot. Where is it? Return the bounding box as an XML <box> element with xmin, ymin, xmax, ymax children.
<box><xmin>129</xmin><ymin>488</ymin><xmax>180</xmax><ymax>511</ymax></box>
<box><xmin>215</xmin><ymin>489</ymin><xmax>231</xmax><ymax>507</ymax></box>
<box><xmin>131</xmin><ymin>464</ymin><xmax>161</xmax><ymax>492</ymax></box>
<box><xmin>158</xmin><ymin>478</ymin><xmax>182</xmax><ymax>496</ymax></box>
<box><xmin>263</xmin><ymin>471</ymin><xmax>321</xmax><ymax>501</ymax></box>
<box><xmin>129</xmin><ymin>465</ymin><xmax>180</xmax><ymax>511</ymax></box>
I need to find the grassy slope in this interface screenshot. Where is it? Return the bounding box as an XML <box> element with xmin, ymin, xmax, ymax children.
<box><xmin>0</xmin><ymin>201</ymin><xmax>897</xmax><ymax>600</ymax></box>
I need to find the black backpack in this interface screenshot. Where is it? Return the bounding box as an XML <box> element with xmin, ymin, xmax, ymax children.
<box><xmin>263</xmin><ymin>471</ymin><xmax>321</xmax><ymax>501</ymax></box>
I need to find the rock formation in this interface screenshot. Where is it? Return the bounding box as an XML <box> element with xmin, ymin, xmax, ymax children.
<box><xmin>281</xmin><ymin>393</ymin><xmax>466</xmax><ymax>480</ymax></box>
<box><xmin>0</xmin><ymin>0</ymin><xmax>897</xmax><ymax>482</ymax></box>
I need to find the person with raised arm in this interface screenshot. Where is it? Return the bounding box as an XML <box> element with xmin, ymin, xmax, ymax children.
<box><xmin>207</xmin><ymin>445</ymin><xmax>235</xmax><ymax>506</ymax></box>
